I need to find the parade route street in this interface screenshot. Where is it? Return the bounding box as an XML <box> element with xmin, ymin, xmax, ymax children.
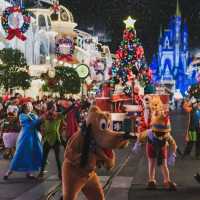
<box><xmin>0</xmin><ymin>111</ymin><xmax>200</xmax><ymax>200</ymax></box>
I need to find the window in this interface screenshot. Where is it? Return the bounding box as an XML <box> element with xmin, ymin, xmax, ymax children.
<box><xmin>60</xmin><ymin>8</ymin><xmax>69</xmax><ymax>21</ymax></box>
<box><xmin>38</xmin><ymin>15</ymin><xmax>46</xmax><ymax>27</ymax></box>
<box><xmin>50</xmin><ymin>13</ymin><xmax>59</xmax><ymax>21</ymax></box>
<box><xmin>47</xmin><ymin>16</ymin><xmax>51</xmax><ymax>27</ymax></box>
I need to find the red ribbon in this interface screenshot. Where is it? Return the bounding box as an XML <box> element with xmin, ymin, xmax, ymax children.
<box><xmin>52</xmin><ymin>3</ymin><xmax>60</xmax><ymax>13</ymax></box>
<box><xmin>57</xmin><ymin>55</ymin><xmax>73</xmax><ymax>62</ymax></box>
<box><xmin>6</xmin><ymin>28</ymin><xmax>26</xmax><ymax>41</ymax></box>
<box><xmin>8</xmin><ymin>6</ymin><xmax>20</xmax><ymax>13</ymax></box>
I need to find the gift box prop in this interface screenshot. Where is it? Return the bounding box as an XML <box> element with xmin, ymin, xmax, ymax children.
<box><xmin>111</xmin><ymin>105</ymin><xmax>141</xmax><ymax>134</ymax></box>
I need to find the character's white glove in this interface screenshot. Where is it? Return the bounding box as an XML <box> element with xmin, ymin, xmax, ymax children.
<box><xmin>132</xmin><ymin>141</ymin><xmax>142</xmax><ymax>154</ymax></box>
<box><xmin>168</xmin><ymin>153</ymin><xmax>176</xmax><ymax>166</ymax></box>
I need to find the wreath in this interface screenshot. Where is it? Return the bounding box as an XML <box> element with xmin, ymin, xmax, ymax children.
<box><xmin>55</xmin><ymin>37</ymin><xmax>74</xmax><ymax>62</ymax></box>
<box><xmin>1</xmin><ymin>6</ymin><xmax>31</xmax><ymax>41</ymax></box>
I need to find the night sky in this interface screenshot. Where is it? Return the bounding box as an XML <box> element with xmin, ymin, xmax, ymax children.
<box><xmin>60</xmin><ymin>0</ymin><xmax>200</xmax><ymax>61</ymax></box>
<box><xmin>28</xmin><ymin>0</ymin><xmax>200</xmax><ymax>62</ymax></box>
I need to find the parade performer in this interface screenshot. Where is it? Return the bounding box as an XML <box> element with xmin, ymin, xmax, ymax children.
<box><xmin>133</xmin><ymin>112</ymin><xmax>177</xmax><ymax>190</ymax></box>
<box><xmin>1</xmin><ymin>105</ymin><xmax>20</xmax><ymax>159</ymax></box>
<box><xmin>141</xmin><ymin>95</ymin><xmax>164</xmax><ymax>131</ymax></box>
<box><xmin>191</xmin><ymin>100</ymin><xmax>200</xmax><ymax>183</ymax></box>
<box><xmin>63</xmin><ymin>101</ymin><xmax>80</xmax><ymax>141</ymax></box>
<box><xmin>112</xmin><ymin>78</ymin><xmax>129</xmax><ymax>112</ymax></box>
<box><xmin>182</xmin><ymin>99</ymin><xmax>199</xmax><ymax>159</ymax></box>
<box><xmin>62</xmin><ymin>106</ymin><xmax>134</xmax><ymax>200</ymax></box>
<box><xmin>38</xmin><ymin>101</ymin><xmax>75</xmax><ymax>179</ymax></box>
<box><xmin>194</xmin><ymin>100</ymin><xmax>200</xmax><ymax>158</ymax></box>
<box><xmin>4</xmin><ymin>102</ymin><xmax>43</xmax><ymax>180</ymax></box>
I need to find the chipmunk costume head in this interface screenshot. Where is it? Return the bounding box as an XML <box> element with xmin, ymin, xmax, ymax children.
<box><xmin>7</xmin><ymin>105</ymin><xmax>19</xmax><ymax>118</ymax></box>
<box><xmin>62</xmin><ymin>106</ymin><xmax>131</xmax><ymax>200</ymax></box>
<box><xmin>142</xmin><ymin>95</ymin><xmax>166</xmax><ymax>130</ymax></box>
<box><xmin>150</xmin><ymin>96</ymin><xmax>163</xmax><ymax>113</ymax></box>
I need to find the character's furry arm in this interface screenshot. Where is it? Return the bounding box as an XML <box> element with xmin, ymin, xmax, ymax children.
<box><xmin>132</xmin><ymin>131</ymin><xmax>147</xmax><ymax>154</ymax></box>
<box><xmin>138</xmin><ymin>131</ymin><xmax>148</xmax><ymax>143</ymax></box>
<box><xmin>167</xmin><ymin>134</ymin><xmax>177</xmax><ymax>154</ymax></box>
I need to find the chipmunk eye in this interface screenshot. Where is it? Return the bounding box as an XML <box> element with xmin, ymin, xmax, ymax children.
<box><xmin>100</xmin><ymin>119</ymin><xmax>107</xmax><ymax>131</ymax></box>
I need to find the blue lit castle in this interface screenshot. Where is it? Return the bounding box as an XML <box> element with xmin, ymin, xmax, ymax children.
<box><xmin>151</xmin><ymin>0</ymin><xmax>192</xmax><ymax>94</ymax></box>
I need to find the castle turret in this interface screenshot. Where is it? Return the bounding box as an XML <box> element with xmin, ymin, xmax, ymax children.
<box><xmin>182</xmin><ymin>21</ymin><xmax>188</xmax><ymax>52</ymax></box>
<box><xmin>158</xmin><ymin>26</ymin><xmax>163</xmax><ymax>65</ymax></box>
<box><xmin>174</xmin><ymin>0</ymin><xmax>181</xmax><ymax>68</ymax></box>
<box><xmin>181</xmin><ymin>20</ymin><xmax>189</xmax><ymax>73</ymax></box>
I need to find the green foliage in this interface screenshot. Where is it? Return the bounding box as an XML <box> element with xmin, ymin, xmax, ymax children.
<box><xmin>41</xmin><ymin>83</ymin><xmax>49</xmax><ymax>92</ymax></box>
<box><xmin>41</xmin><ymin>66</ymin><xmax>81</xmax><ymax>97</ymax></box>
<box><xmin>0</xmin><ymin>48</ymin><xmax>31</xmax><ymax>91</ymax></box>
<box><xmin>188</xmin><ymin>83</ymin><xmax>200</xmax><ymax>99</ymax></box>
<box><xmin>144</xmin><ymin>84</ymin><xmax>156</xmax><ymax>94</ymax></box>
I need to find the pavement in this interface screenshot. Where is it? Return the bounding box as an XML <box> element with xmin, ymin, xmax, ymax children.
<box><xmin>0</xmin><ymin>110</ymin><xmax>200</xmax><ymax>200</ymax></box>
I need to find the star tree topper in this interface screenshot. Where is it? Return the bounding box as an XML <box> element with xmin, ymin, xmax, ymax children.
<box><xmin>124</xmin><ymin>16</ymin><xmax>136</xmax><ymax>29</ymax></box>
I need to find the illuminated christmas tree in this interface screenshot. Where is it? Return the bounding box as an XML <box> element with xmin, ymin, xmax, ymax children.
<box><xmin>110</xmin><ymin>16</ymin><xmax>154</xmax><ymax>96</ymax></box>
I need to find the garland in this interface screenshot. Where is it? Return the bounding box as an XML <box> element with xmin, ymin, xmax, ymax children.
<box><xmin>1</xmin><ymin>6</ymin><xmax>30</xmax><ymax>41</ymax></box>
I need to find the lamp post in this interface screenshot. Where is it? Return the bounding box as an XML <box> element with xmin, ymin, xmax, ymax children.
<box><xmin>46</xmin><ymin>55</ymin><xmax>56</xmax><ymax>78</ymax></box>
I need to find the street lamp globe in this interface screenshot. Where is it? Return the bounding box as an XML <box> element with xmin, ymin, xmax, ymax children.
<box><xmin>53</xmin><ymin>58</ymin><xmax>58</xmax><ymax>63</ymax></box>
<box><xmin>59</xmin><ymin>61</ymin><xmax>64</xmax><ymax>65</ymax></box>
<box><xmin>48</xmin><ymin>68</ymin><xmax>56</xmax><ymax>78</ymax></box>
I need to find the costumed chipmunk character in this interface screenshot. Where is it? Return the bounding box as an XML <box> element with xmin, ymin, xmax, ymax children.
<box><xmin>149</xmin><ymin>95</ymin><xmax>164</xmax><ymax>116</ymax></box>
<box><xmin>1</xmin><ymin>105</ymin><xmax>20</xmax><ymax>159</ymax></box>
<box><xmin>133</xmin><ymin>112</ymin><xmax>177</xmax><ymax>190</ymax></box>
<box><xmin>62</xmin><ymin>106</ymin><xmax>133</xmax><ymax>200</ymax></box>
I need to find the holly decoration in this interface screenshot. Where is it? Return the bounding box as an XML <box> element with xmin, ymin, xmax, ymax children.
<box><xmin>1</xmin><ymin>6</ymin><xmax>30</xmax><ymax>41</ymax></box>
<box><xmin>55</xmin><ymin>36</ymin><xmax>74</xmax><ymax>62</ymax></box>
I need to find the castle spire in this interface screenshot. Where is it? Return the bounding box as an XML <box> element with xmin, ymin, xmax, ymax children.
<box><xmin>159</xmin><ymin>25</ymin><xmax>162</xmax><ymax>39</ymax></box>
<box><xmin>176</xmin><ymin>0</ymin><xmax>181</xmax><ymax>16</ymax></box>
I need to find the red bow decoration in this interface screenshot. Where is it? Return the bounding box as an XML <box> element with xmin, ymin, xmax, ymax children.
<box><xmin>52</xmin><ymin>2</ymin><xmax>60</xmax><ymax>13</ymax></box>
<box><xmin>8</xmin><ymin>6</ymin><xmax>20</xmax><ymax>13</ymax></box>
<box><xmin>6</xmin><ymin>28</ymin><xmax>26</xmax><ymax>41</ymax></box>
<box><xmin>57</xmin><ymin>54</ymin><xmax>73</xmax><ymax>62</ymax></box>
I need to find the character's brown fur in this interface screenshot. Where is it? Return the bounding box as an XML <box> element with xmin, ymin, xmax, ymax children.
<box><xmin>62</xmin><ymin>106</ymin><xmax>129</xmax><ymax>200</ymax></box>
<box><xmin>183</xmin><ymin>100</ymin><xmax>192</xmax><ymax>113</ymax></box>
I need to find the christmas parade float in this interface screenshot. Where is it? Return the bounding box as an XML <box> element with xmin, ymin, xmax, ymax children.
<box><xmin>95</xmin><ymin>17</ymin><xmax>172</xmax><ymax>134</ymax></box>
<box><xmin>0</xmin><ymin>0</ymin><xmax>112</xmax><ymax>97</ymax></box>
<box><xmin>94</xmin><ymin>16</ymin><xmax>156</xmax><ymax>132</ymax></box>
